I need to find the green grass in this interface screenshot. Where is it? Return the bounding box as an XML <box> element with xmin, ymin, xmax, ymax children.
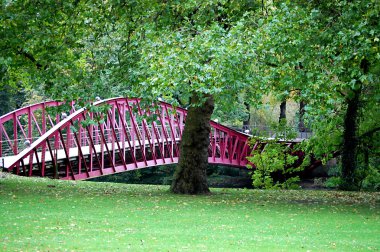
<box><xmin>0</xmin><ymin>173</ymin><xmax>379</xmax><ymax>252</ymax></box>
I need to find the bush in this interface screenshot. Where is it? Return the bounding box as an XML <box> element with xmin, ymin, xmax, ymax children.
<box><xmin>323</xmin><ymin>159</ymin><xmax>380</xmax><ymax>191</ymax></box>
<box><xmin>324</xmin><ymin>177</ymin><xmax>342</xmax><ymax>188</ymax></box>
<box><xmin>360</xmin><ymin>165</ymin><xmax>380</xmax><ymax>191</ymax></box>
<box><xmin>247</xmin><ymin>137</ymin><xmax>306</xmax><ymax>189</ymax></box>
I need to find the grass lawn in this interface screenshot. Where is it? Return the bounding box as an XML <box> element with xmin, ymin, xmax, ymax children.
<box><xmin>0</xmin><ymin>173</ymin><xmax>379</xmax><ymax>252</ymax></box>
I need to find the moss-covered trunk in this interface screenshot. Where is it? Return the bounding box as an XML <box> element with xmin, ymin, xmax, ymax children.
<box><xmin>170</xmin><ymin>94</ymin><xmax>214</xmax><ymax>194</ymax></box>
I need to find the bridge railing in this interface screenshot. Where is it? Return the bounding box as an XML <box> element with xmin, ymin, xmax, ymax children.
<box><xmin>240</xmin><ymin>125</ymin><xmax>313</xmax><ymax>140</ymax></box>
<box><xmin>1</xmin><ymin>98</ymin><xmax>255</xmax><ymax>179</ymax></box>
<box><xmin>53</xmin><ymin>125</ymin><xmax>181</xmax><ymax>150</ymax></box>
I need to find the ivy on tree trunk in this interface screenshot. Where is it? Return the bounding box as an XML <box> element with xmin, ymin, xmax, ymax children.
<box><xmin>171</xmin><ymin>94</ymin><xmax>214</xmax><ymax>194</ymax></box>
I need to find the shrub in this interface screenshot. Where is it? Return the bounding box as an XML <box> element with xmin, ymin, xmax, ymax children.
<box><xmin>247</xmin><ymin>137</ymin><xmax>306</xmax><ymax>189</ymax></box>
<box><xmin>360</xmin><ymin>165</ymin><xmax>380</xmax><ymax>191</ymax></box>
<box><xmin>324</xmin><ymin>177</ymin><xmax>342</xmax><ymax>188</ymax></box>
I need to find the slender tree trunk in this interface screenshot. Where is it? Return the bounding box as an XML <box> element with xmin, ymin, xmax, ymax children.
<box><xmin>171</xmin><ymin>94</ymin><xmax>214</xmax><ymax>194</ymax></box>
<box><xmin>340</xmin><ymin>59</ymin><xmax>368</xmax><ymax>190</ymax></box>
<box><xmin>340</xmin><ymin>88</ymin><xmax>361</xmax><ymax>190</ymax></box>
<box><xmin>243</xmin><ymin>102</ymin><xmax>250</xmax><ymax>132</ymax></box>
<box><xmin>298</xmin><ymin>100</ymin><xmax>306</xmax><ymax>132</ymax></box>
<box><xmin>279</xmin><ymin>100</ymin><xmax>286</xmax><ymax>123</ymax></box>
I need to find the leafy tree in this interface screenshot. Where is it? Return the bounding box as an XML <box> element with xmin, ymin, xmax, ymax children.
<box><xmin>1</xmin><ymin>1</ymin><xmax>80</xmax><ymax>95</ymax></box>
<box><xmin>1</xmin><ymin>0</ymin><xmax>133</xmax><ymax>102</ymax></box>
<box><xmin>255</xmin><ymin>1</ymin><xmax>380</xmax><ymax>190</ymax></box>
<box><xmin>130</xmin><ymin>2</ymin><xmax>263</xmax><ymax>194</ymax></box>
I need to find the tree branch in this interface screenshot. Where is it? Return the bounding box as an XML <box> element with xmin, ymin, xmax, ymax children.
<box><xmin>359</xmin><ymin>127</ymin><xmax>380</xmax><ymax>140</ymax></box>
<box><xmin>17</xmin><ymin>48</ymin><xmax>45</xmax><ymax>70</ymax></box>
<box><xmin>337</xmin><ymin>89</ymin><xmax>346</xmax><ymax>97</ymax></box>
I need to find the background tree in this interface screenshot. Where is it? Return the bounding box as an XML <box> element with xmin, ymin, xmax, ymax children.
<box><xmin>255</xmin><ymin>0</ymin><xmax>380</xmax><ymax>190</ymax></box>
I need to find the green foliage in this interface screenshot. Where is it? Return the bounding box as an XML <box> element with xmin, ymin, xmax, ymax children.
<box><xmin>323</xmin><ymin>159</ymin><xmax>380</xmax><ymax>191</ymax></box>
<box><xmin>353</xmin><ymin>163</ymin><xmax>380</xmax><ymax>191</ymax></box>
<box><xmin>213</xmin><ymin>165</ymin><xmax>241</xmax><ymax>177</ymax></box>
<box><xmin>325</xmin><ymin>177</ymin><xmax>343</xmax><ymax>189</ymax></box>
<box><xmin>247</xmin><ymin>125</ymin><xmax>306</xmax><ymax>189</ymax></box>
<box><xmin>92</xmin><ymin>169</ymin><xmax>143</xmax><ymax>184</ymax></box>
<box><xmin>0</xmin><ymin>83</ymin><xmax>26</xmax><ymax>116</ymax></box>
<box><xmin>327</xmin><ymin>163</ymin><xmax>341</xmax><ymax>177</ymax></box>
<box><xmin>271</xmin><ymin>119</ymin><xmax>298</xmax><ymax>139</ymax></box>
<box><xmin>360</xmin><ymin>165</ymin><xmax>380</xmax><ymax>191</ymax></box>
<box><xmin>92</xmin><ymin>165</ymin><xmax>176</xmax><ymax>185</ymax></box>
<box><xmin>134</xmin><ymin>19</ymin><xmax>259</xmax><ymax>111</ymax></box>
<box><xmin>323</xmin><ymin>160</ymin><xmax>380</xmax><ymax>191</ymax></box>
<box><xmin>246</xmin><ymin>121</ymin><xmax>309</xmax><ymax>189</ymax></box>
<box><xmin>252</xmin><ymin>1</ymin><xmax>380</xmax><ymax>190</ymax></box>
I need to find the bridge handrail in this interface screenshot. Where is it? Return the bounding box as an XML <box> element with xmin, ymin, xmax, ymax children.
<box><xmin>0</xmin><ymin>100</ymin><xmax>66</xmax><ymax>122</ymax></box>
<box><xmin>3</xmin><ymin>98</ymin><xmax>129</xmax><ymax>169</ymax></box>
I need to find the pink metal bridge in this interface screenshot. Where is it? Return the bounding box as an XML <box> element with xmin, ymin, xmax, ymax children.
<box><xmin>0</xmin><ymin>97</ymin><xmax>268</xmax><ymax>180</ymax></box>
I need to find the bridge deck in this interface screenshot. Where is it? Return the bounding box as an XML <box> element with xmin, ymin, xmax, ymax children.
<box><xmin>1</xmin><ymin>138</ymin><xmax>180</xmax><ymax>169</ymax></box>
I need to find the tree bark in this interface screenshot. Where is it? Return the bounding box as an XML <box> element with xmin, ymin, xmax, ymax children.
<box><xmin>170</xmin><ymin>94</ymin><xmax>214</xmax><ymax>194</ymax></box>
<box><xmin>340</xmin><ymin>88</ymin><xmax>361</xmax><ymax>190</ymax></box>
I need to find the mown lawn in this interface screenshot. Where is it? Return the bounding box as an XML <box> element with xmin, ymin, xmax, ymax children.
<box><xmin>0</xmin><ymin>173</ymin><xmax>379</xmax><ymax>252</ymax></box>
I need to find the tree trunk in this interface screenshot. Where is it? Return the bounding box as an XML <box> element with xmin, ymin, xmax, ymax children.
<box><xmin>170</xmin><ymin>94</ymin><xmax>214</xmax><ymax>194</ymax></box>
<box><xmin>340</xmin><ymin>59</ymin><xmax>368</xmax><ymax>190</ymax></box>
<box><xmin>298</xmin><ymin>100</ymin><xmax>306</xmax><ymax>132</ymax></box>
<box><xmin>340</xmin><ymin>88</ymin><xmax>361</xmax><ymax>190</ymax></box>
<box><xmin>279</xmin><ymin>100</ymin><xmax>286</xmax><ymax>123</ymax></box>
<box><xmin>243</xmin><ymin>102</ymin><xmax>250</xmax><ymax>132</ymax></box>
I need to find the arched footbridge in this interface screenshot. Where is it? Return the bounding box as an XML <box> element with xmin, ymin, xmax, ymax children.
<box><xmin>0</xmin><ymin>97</ymin><xmax>302</xmax><ymax>180</ymax></box>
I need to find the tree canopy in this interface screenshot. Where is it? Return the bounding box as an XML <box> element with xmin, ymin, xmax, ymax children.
<box><xmin>1</xmin><ymin>0</ymin><xmax>379</xmax><ymax>192</ymax></box>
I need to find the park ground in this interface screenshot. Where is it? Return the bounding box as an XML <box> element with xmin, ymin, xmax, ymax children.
<box><xmin>0</xmin><ymin>173</ymin><xmax>379</xmax><ymax>252</ymax></box>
